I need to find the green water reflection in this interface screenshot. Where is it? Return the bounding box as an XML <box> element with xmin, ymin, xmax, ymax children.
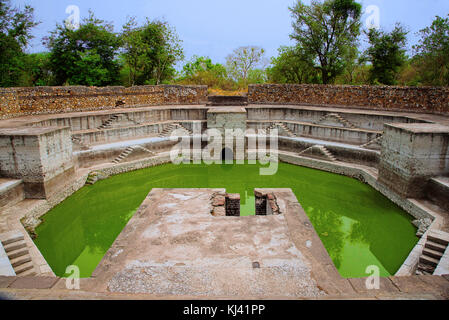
<box><xmin>34</xmin><ymin>162</ymin><xmax>418</xmax><ymax>278</ymax></box>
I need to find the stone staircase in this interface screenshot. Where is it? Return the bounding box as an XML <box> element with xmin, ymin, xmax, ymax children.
<box><xmin>112</xmin><ymin>146</ymin><xmax>135</xmax><ymax>164</ymax></box>
<box><xmin>361</xmin><ymin>135</ymin><xmax>383</xmax><ymax>149</ymax></box>
<box><xmin>159</xmin><ymin>123</ymin><xmax>192</xmax><ymax>138</ymax></box>
<box><xmin>267</xmin><ymin>123</ymin><xmax>297</xmax><ymax>138</ymax></box>
<box><xmin>298</xmin><ymin>145</ymin><xmax>337</xmax><ymax>162</ymax></box>
<box><xmin>98</xmin><ymin>114</ymin><xmax>121</xmax><ymax>130</ymax></box>
<box><xmin>417</xmin><ymin>230</ymin><xmax>449</xmax><ymax>275</ymax></box>
<box><xmin>0</xmin><ymin>233</ymin><xmax>36</xmax><ymax>277</ymax></box>
<box><xmin>112</xmin><ymin>146</ymin><xmax>156</xmax><ymax>164</ymax></box>
<box><xmin>86</xmin><ymin>171</ymin><xmax>101</xmax><ymax>185</ymax></box>
<box><xmin>316</xmin><ymin>113</ymin><xmax>357</xmax><ymax>129</ymax></box>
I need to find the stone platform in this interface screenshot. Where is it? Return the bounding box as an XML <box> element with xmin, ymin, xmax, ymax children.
<box><xmin>89</xmin><ymin>188</ymin><xmax>329</xmax><ymax>298</ymax></box>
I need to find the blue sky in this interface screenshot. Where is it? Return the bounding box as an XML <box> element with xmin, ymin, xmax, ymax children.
<box><xmin>12</xmin><ymin>0</ymin><xmax>449</xmax><ymax>66</ymax></box>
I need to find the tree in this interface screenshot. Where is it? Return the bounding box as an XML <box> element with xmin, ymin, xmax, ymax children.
<box><xmin>289</xmin><ymin>0</ymin><xmax>362</xmax><ymax>84</ymax></box>
<box><xmin>177</xmin><ymin>56</ymin><xmax>231</xmax><ymax>89</ymax></box>
<box><xmin>365</xmin><ymin>24</ymin><xmax>408</xmax><ymax>85</ymax></box>
<box><xmin>247</xmin><ymin>69</ymin><xmax>267</xmax><ymax>84</ymax></box>
<box><xmin>181</xmin><ymin>56</ymin><xmax>221</xmax><ymax>77</ymax></box>
<box><xmin>226</xmin><ymin>46</ymin><xmax>266</xmax><ymax>83</ymax></box>
<box><xmin>22</xmin><ymin>52</ymin><xmax>54</xmax><ymax>86</ymax></box>
<box><xmin>0</xmin><ymin>0</ymin><xmax>39</xmax><ymax>87</ymax></box>
<box><xmin>413</xmin><ymin>14</ymin><xmax>449</xmax><ymax>86</ymax></box>
<box><xmin>121</xmin><ymin>17</ymin><xmax>145</xmax><ymax>86</ymax></box>
<box><xmin>121</xmin><ymin>18</ymin><xmax>184</xmax><ymax>85</ymax></box>
<box><xmin>45</xmin><ymin>11</ymin><xmax>121</xmax><ymax>86</ymax></box>
<box><xmin>267</xmin><ymin>45</ymin><xmax>319</xmax><ymax>83</ymax></box>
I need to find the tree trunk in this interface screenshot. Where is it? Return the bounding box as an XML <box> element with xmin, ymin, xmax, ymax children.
<box><xmin>321</xmin><ymin>69</ymin><xmax>329</xmax><ymax>84</ymax></box>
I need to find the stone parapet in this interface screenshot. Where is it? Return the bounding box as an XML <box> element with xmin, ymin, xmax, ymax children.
<box><xmin>248</xmin><ymin>84</ymin><xmax>449</xmax><ymax>114</ymax></box>
<box><xmin>0</xmin><ymin>85</ymin><xmax>208</xmax><ymax>119</ymax></box>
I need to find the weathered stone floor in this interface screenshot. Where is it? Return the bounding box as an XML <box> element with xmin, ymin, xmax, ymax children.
<box><xmin>89</xmin><ymin>189</ymin><xmax>325</xmax><ymax>298</ymax></box>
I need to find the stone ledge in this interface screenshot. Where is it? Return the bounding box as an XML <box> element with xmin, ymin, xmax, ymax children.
<box><xmin>0</xmin><ymin>276</ymin><xmax>16</xmax><ymax>288</ymax></box>
<box><xmin>347</xmin><ymin>277</ymin><xmax>400</xmax><ymax>294</ymax></box>
<box><xmin>0</xmin><ymin>276</ymin><xmax>59</xmax><ymax>289</ymax></box>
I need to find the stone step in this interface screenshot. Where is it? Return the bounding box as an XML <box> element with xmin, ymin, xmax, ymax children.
<box><xmin>318</xmin><ymin>114</ymin><xmax>357</xmax><ymax>129</ymax></box>
<box><xmin>423</xmin><ymin>248</ymin><xmax>444</xmax><ymax>260</ymax></box>
<box><xmin>1</xmin><ymin>234</ymin><xmax>25</xmax><ymax>246</ymax></box>
<box><xmin>427</xmin><ymin>230</ymin><xmax>449</xmax><ymax>246</ymax></box>
<box><xmin>19</xmin><ymin>269</ymin><xmax>36</xmax><ymax>277</ymax></box>
<box><xmin>4</xmin><ymin>241</ymin><xmax>27</xmax><ymax>253</ymax></box>
<box><xmin>419</xmin><ymin>255</ymin><xmax>440</xmax><ymax>267</ymax></box>
<box><xmin>7</xmin><ymin>249</ymin><xmax>29</xmax><ymax>260</ymax></box>
<box><xmin>317</xmin><ymin>146</ymin><xmax>336</xmax><ymax>161</ymax></box>
<box><xmin>417</xmin><ymin>263</ymin><xmax>435</xmax><ymax>274</ymax></box>
<box><xmin>15</xmin><ymin>261</ymin><xmax>34</xmax><ymax>275</ymax></box>
<box><xmin>425</xmin><ymin>241</ymin><xmax>447</xmax><ymax>253</ymax></box>
<box><xmin>11</xmin><ymin>256</ymin><xmax>32</xmax><ymax>268</ymax></box>
<box><xmin>416</xmin><ymin>267</ymin><xmax>433</xmax><ymax>276</ymax></box>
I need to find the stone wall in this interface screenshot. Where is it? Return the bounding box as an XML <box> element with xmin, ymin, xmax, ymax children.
<box><xmin>378</xmin><ymin>123</ymin><xmax>449</xmax><ymax>198</ymax></box>
<box><xmin>0</xmin><ymin>127</ymin><xmax>74</xmax><ymax>199</ymax></box>
<box><xmin>0</xmin><ymin>85</ymin><xmax>208</xmax><ymax>119</ymax></box>
<box><xmin>248</xmin><ymin>84</ymin><xmax>449</xmax><ymax>114</ymax></box>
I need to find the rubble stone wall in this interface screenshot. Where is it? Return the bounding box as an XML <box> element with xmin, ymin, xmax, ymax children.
<box><xmin>248</xmin><ymin>84</ymin><xmax>449</xmax><ymax>114</ymax></box>
<box><xmin>0</xmin><ymin>85</ymin><xmax>208</xmax><ymax>119</ymax></box>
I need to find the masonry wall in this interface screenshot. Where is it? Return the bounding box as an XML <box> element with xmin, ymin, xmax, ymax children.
<box><xmin>378</xmin><ymin>124</ymin><xmax>449</xmax><ymax>198</ymax></box>
<box><xmin>0</xmin><ymin>85</ymin><xmax>208</xmax><ymax>119</ymax></box>
<box><xmin>248</xmin><ymin>84</ymin><xmax>449</xmax><ymax>114</ymax></box>
<box><xmin>0</xmin><ymin>127</ymin><xmax>74</xmax><ymax>198</ymax></box>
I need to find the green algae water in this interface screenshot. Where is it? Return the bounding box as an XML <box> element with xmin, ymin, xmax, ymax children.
<box><xmin>34</xmin><ymin>162</ymin><xmax>418</xmax><ymax>278</ymax></box>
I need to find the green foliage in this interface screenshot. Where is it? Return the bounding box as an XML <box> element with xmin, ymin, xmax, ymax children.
<box><xmin>365</xmin><ymin>24</ymin><xmax>408</xmax><ymax>85</ymax></box>
<box><xmin>267</xmin><ymin>46</ymin><xmax>319</xmax><ymax>83</ymax></box>
<box><xmin>2</xmin><ymin>1</ymin><xmax>449</xmax><ymax>90</ymax></box>
<box><xmin>225</xmin><ymin>46</ymin><xmax>266</xmax><ymax>84</ymax></box>
<box><xmin>289</xmin><ymin>0</ymin><xmax>362</xmax><ymax>84</ymax></box>
<box><xmin>413</xmin><ymin>14</ymin><xmax>449</xmax><ymax>86</ymax></box>
<box><xmin>21</xmin><ymin>52</ymin><xmax>54</xmax><ymax>86</ymax></box>
<box><xmin>121</xmin><ymin>17</ymin><xmax>184</xmax><ymax>85</ymax></box>
<box><xmin>246</xmin><ymin>69</ymin><xmax>267</xmax><ymax>84</ymax></box>
<box><xmin>182</xmin><ymin>55</ymin><xmax>216</xmax><ymax>77</ymax></box>
<box><xmin>45</xmin><ymin>11</ymin><xmax>121</xmax><ymax>86</ymax></box>
<box><xmin>177</xmin><ymin>56</ymin><xmax>234</xmax><ymax>89</ymax></box>
<box><xmin>0</xmin><ymin>0</ymin><xmax>39</xmax><ymax>87</ymax></box>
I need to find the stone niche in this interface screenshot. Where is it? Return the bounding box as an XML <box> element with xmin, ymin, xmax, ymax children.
<box><xmin>207</xmin><ymin>107</ymin><xmax>247</xmax><ymax>160</ymax></box>
<box><xmin>378</xmin><ymin>123</ymin><xmax>449</xmax><ymax>198</ymax></box>
<box><xmin>0</xmin><ymin>127</ymin><xmax>74</xmax><ymax>199</ymax></box>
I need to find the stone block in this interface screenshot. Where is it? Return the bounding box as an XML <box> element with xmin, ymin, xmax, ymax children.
<box><xmin>378</xmin><ymin>123</ymin><xmax>449</xmax><ymax>198</ymax></box>
<box><xmin>0</xmin><ymin>127</ymin><xmax>74</xmax><ymax>199</ymax></box>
